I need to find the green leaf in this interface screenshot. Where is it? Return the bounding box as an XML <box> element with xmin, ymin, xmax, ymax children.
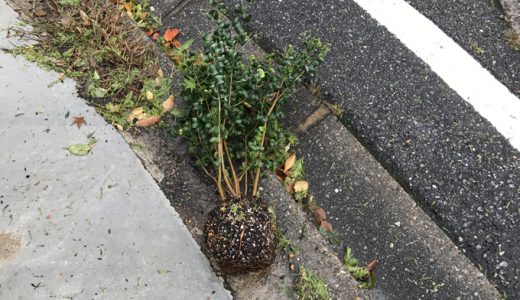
<box><xmin>183</xmin><ymin>77</ymin><xmax>196</xmax><ymax>91</ymax></box>
<box><xmin>88</xmin><ymin>84</ymin><xmax>108</xmax><ymax>98</ymax></box>
<box><xmin>157</xmin><ymin>269</ymin><xmax>172</xmax><ymax>275</ymax></box>
<box><xmin>178</xmin><ymin>39</ymin><xmax>193</xmax><ymax>51</ymax></box>
<box><xmin>208</xmin><ymin>9</ymin><xmax>219</xmax><ymax>20</ymax></box>
<box><xmin>257</xmin><ymin>68</ymin><xmax>265</xmax><ymax>79</ymax></box>
<box><xmin>66</xmin><ymin>137</ymin><xmax>97</xmax><ymax>156</ymax></box>
<box><xmin>67</xmin><ymin>143</ymin><xmax>92</xmax><ymax>156</ymax></box>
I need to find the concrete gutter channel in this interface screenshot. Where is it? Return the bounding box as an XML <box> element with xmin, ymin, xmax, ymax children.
<box><xmin>0</xmin><ymin>1</ymin><xmax>508</xmax><ymax>300</ymax></box>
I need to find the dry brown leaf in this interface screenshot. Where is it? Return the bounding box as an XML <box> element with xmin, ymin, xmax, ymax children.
<box><xmin>286</xmin><ymin>182</ymin><xmax>295</xmax><ymax>193</ymax></box>
<box><xmin>162</xmin><ymin>95</ymin><xmax>175</xmax><ymax>112</ymax></box>
<box><xmin>131</xmin><ymin>107</ymin><xmax>144</xmax><ymax>115</ymax></box>
<box><xmin>71</xmin><ymin>116</ymin><xmax>87</xmax><ymax>129</ymax></box>
<box><xmin>126</xmin><ymin>107</ymin><xmax>145</xmax><ymax>122</ymax></box>
<box><xmin>320</xmin><ymin>220</ymin><xmax>333</xmax><ymax>232</ymax></box>
<box><xmin>155</xmin><ymin>77</ymin><xmax>161</xmax><ymax>87</ymax></box>
<box><xmin>146</xmin><ymin>91</ymin><xmax>154</xmax><ymax>101</ymax></box>
<box><xmin>284</xmin><ymin>154</ymin><xmax>296</xmax><ymax>173</ymax></box>
<box><xmin>114</xmin><ymin>124</ymin><xmax>123</xmax><ymax>131</ymax></box>
<box><xmin>275</xmin><ymin>169</ymin><xmax>285</xmax><ymax>181</ymax></box>
<box><xmin>312</xmin><ymin>207</ymin><xmax>327</xmax><ymax>224</ymax></box>
<box><xmin>79</xmin><ymin>10</ymin><xmax>90</xmax><ymax>26</ymax></box>
<box><xmin>294</xmin><ymin>180</ymin><xmax>309</xmax><ymax>193</ymax></box>
<box><xmin>157</xmin><ymin>69</ymin><xmax>164</xmax><ymax>78</ymax></box>
<box><xmin>34</xmin><ymin>9</ymin><xmax>47</xmax><ymax>17</ymax></box>
<box><xmin>136</xmin><ymin>116</ymin><xmax>160</xmax><ymax>127</ymax></box>
<box><xmin>367</xmin><ymin>259</ymin><xmax>377</xmax><ymax>273</ymax></box>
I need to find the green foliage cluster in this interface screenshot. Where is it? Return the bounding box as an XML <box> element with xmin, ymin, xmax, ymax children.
<box><xmin>295</xmin><ymin>267</ymin><xmax>331</xmax><ymax>300</ymax></box>
<box><xmin>176</xmin><ymin>0</ymin><xmax>329</xmax><ymax>200</ymax></box>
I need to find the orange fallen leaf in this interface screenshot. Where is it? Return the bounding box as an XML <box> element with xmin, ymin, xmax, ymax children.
<box><xmin>284</xmin><ymin>154</ymin><xmax>296</xmax><ymax>173</ymax></box>
<box><xmin>173</xmin><ymin>40</ymin><xmax>182</xmax><ymax>49</ymax></box>
<box><xmin>71</xmin><ymin>116</ymin><xmax>87</xmax><ymax>129</ymax></box>
<box><xmin>164</xmin><ymin>28</ymin><xmax>180</xmax><ymax>42</ymax></box>
<box><xmin>152</xmin><ymin>32</ymin><xmax>160</xmax><ymax>41</ymax></box>
<box><xmin>162</xmin><ymin>95</ymin><xmax>175</xmax><ymax>112</ymax></box>
<box><xmin>123</xmin><ymin>2</ymin><xmax>134</xmax><ymax>12</ymax></box>
<box><xmin>136</xmin><ymin>116</ymin><xmax>160</xmax><ymax>127</ymax></box>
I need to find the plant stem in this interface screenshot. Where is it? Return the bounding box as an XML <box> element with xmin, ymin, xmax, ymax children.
<box><xmin>251</xmin><ymin>90</ymin><xmax>285</xmax><ymax>197</ymax></box>
<box><xmin>224</xmin><ymin>140</ymin><xmax>241</xmax><ymax>196</ymax></box>
<box><xmin>216</xmin><ymin>92</ymin><xmax>226</xmax><ymax>201</ymax></box>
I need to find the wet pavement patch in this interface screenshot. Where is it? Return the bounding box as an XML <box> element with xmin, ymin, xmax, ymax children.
<box><xmin>0</xmin><ymin>233</ymin><xmax>21</xmax><ymax>264</ymax></box>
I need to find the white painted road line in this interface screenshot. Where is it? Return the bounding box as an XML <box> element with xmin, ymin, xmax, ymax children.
<box><xmin>353</xmin><ymin>0</ymin><xmax>520</xmax><ymax>151</ymax></box>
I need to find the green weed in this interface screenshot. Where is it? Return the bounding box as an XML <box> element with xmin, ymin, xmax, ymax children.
<box><xmin>275</xmin><ymin>229</ymin><xmax>299</xmax><ymax>254</ymax></box>
<box><xmin>343</xmin><ymin>247</ymin><xmax>376</xmax><ymax>289</ymax></box>
<box><xmin>10</xmin><ymin>0</ymin><xmax>171</xmax><ymax>130</ymax></box>
<box><xmin>295</xmin><ymin>267</ymin><xmax>331</xmax><ymax>300</ymax></box>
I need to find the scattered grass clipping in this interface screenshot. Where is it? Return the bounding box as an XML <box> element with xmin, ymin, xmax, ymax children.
<box><xmin>295</xmin><ymin>267</ymin><xmax>331</xmax><ymax>300</ymax></box>
<box><xmin>9</xmin><ymin>0</ymin><xmax>171</xmax><ymax>129</ymax></box>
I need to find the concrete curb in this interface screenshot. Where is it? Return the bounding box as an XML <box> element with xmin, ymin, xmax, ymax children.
<box><xmin>500</xmin><ymin>0</ymin><xmax>520</xmax><ymax>34</ymax></box>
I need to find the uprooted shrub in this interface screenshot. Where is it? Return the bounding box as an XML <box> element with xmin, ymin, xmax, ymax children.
<box><xmin>176</xmin><ymin>0</ymin><xmax>329</xmax><ymax>273</ymax></box>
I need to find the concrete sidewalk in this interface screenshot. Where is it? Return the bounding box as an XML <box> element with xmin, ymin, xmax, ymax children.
<box><xmin>0</xmin><ymin>2</ymin><xmax>231</xmax><ymax>299</ymax></box>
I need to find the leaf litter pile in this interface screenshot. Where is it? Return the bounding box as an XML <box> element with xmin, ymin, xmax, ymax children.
<box><xmin>9</xmin><ymin>0</ymin><xmax>179</xmax><ymax>130</ymax></box>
